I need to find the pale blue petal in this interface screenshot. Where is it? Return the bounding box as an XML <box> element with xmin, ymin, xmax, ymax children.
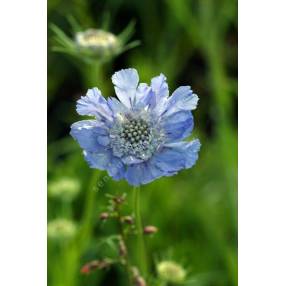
<box><xmin>134</xmin><ymin>83</ymin><xmax>154</xmax><ymax>109</ymax></box>
<box><xmin>107</xmin><ymin>97</ymin><xmax>129</xmax><ymax>114</ymax></box>
<box><xmin>111</xmin><ymin>68</ymin><xmax>139</xmax><ymax>108</ymax></box>
<box><xmin>151</xmin><ymin>73</ymin><xmax>169</xmax><ymax>99</ymax></box>
<box><xmin>124</xmin><ymin>157</ymin><xmax>174</xmax><ymax>186</ymax></box>
<box><xmin>107</xmin><ymin>157</ymin><xmax>125</xmax><ymax>180</ymax></box>
<box><xmin>121</xmin><ymin>155</ymin><xmax>144</xmax><ymax>165</ymax></box>
<box><xmin>162</xmin><ymin>111</ymin><xmax>194</xmax><ymax>141</ymax></box>
<box><xmin>76</xmin><ymin>88</ymin><xmax>113</xmax><ymax>122</ymax></box>
<box><xmin>97</xmin><ymin>135</ymin><xmax>110</xmax><ymax>146</ymax></box>
<box><xmin>70</xmin><ymin>120</ymin><xmax>110</xmax><ymax>152</ymax></box>
<box><xmin>84</xmin><ymin>150</ymin><xmax>125</xmax><ymax>180</ymax></box>
<box><xmin>150</xmin><ymin>73</ymin><xmax>169</xmax><ymax>115</ymax></box>
<box><xmin>125</xmin><ymin>163</ymin><xmax>154</xmax><ymax>186</ymax></box>
<box><xmin>150</xmin><ymin>139</ymin><xmax>201</xmax><ymax>174</ymax></box>
<box><xmin>83</xmin><ymin>150</ymin><xmax>112</xmax><ymax>170</ymax></box>
<box><xmin>163</xmin><ymin>86</ymin><xmax>199</xmax><ymax>117</ymax></box>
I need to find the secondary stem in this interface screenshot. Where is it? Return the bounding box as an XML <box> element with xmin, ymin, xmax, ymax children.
<box><xmin>133</xmin><ymin>186</ymin><xmax>148</xmax><ymax>277</ymax></box>
<box><xmin>117</xmin><ymin>212</ymin><xmax>132</xmax><ymax>286</ymax></box>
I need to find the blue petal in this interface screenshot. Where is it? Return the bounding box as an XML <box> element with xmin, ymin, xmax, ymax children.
<box><xmin>84</xmin><ymin>150</ymin><xmax>125</xmax><ymax>180</ymax></box>
<box><xmin>83</xmin><ymin>150</ymin><xmax>112</xmax><ymax>170</ymax></box>
<box><xmin>125</xmin><ymin>162</ymin><xmax>155</xmax><ymax>186</ymax></box>
<box><xmin>70</xmin><ymin>120</ymin><xmax>110</xmax><ymax>152</ymax></box>
<box><xmin>134</xmin><ymin>83</ymin><xmax>153</xmax><ymax>109</ymax></box>
<box><xmin>150</xmin><ymin>74</ymin><xmax>169</xmax><ymax>116</ymax></box>
<box><xmin>151</xmin><ymin>73</ymin><xmax>169</xmax><ymax>100</ymax></box>
<box><xmin>162</xmin><ymin>111</ymin><xmax>194</xmax><ymax>141</ymax></box>
<box><xmin>106</xmin><ymin>157</ymin><xmax>125</xmax><ymax>180</ymax></box>
<box><xmin>111</xmin><ymin>68</ymin><xmax>139</xmax><ymax>108</ymax></box>
<box><xmin>150</xmin><ymin>139</ymin><xmax>201</xmax><ymax>174</ymax></box>
<box><xmin>76</xmin><ymin>88</ymin><xmax>113</xmax><ymax>122</ymax></box>
<box><xmin>121</xmin><ymin>155</ymin><xmax>144</xmax><ymax>165</ymax></box>
<box><xmin>163</xmin><ymin>86</ymin><xmax>199</xmax><ymax>117</ymax></box>
<box><xmin>124</xmin><ymin>156</ymin><xmax>175</xmax><ymax>186</ymax></box>
<box><xmin>107</xmin><ymin>97</ymin><xmax>129</xmax><ymax>114</ymax></box>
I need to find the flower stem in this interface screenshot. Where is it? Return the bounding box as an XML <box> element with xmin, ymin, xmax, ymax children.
<box><xmin>117</xmin><ymin>213</ymin><xmax>132</xmax><ymax>285</ymax></box>
<box><xmin>133</xmin><ymin>186</ymin><xmax>148</xmax><ymax>277</ymax></box>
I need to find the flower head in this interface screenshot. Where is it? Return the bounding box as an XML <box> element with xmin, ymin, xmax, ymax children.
<box><xmin>48</xmin><ymin>177</ymin><xmax>80</xmax><ymax>201</ymax></box>
<box><xmin>75</xmin><ymin>29</ymin><xmax>119</xmax><ymax>58</ymax></box>
<box><xmin>157</xmin><ymin>261</ymin><xmax>186</xmax><ymax>284</ymax></box>
<box><xmin>71</xmin><ymin>68</ymin><xmax>201</xmax><ymax>186</ymax></box>
<box><xmin>51</xmin><ymin>20</ymin><xmax>140</xmax><ymax>64</ymax></box>
<box><xmin>47</xmin><ymin>218</ymin><xmax>77</xmax><ymax>241</ymax></box>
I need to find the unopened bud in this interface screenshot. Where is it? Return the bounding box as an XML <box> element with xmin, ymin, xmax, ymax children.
<box><xmin>100</xmin><ymin>212</ymin><xmax>109</xmax><ymax>220</ymax></box>
<box><xmin>75</xmin><ymin>29</ymin><xmax>119</xmax><ymax>58</ymax></box>
<box><xmin>47</xmin><ymin>218</ymin><xmax>77</xmax><ymax>241</ymax></box>
<box><xmin>143</xmin><ymin>225</ymin><xmax>158</xmax><ymax>235</ymax></box>
<box><xmin>81</xmin><ymin>259</ymin><xmax>112</xmax><ymax>275</ymax></box>
<box><xmin>113</xmin><ymin>195</ymin><xmax>125</xmax><ymax>205</ymax></box>
<box><xmin>157</xmin><ymin>260</ymin><xmax>186</xmax><ymax>283</ymax></box>
<box><xmin>122</xmin><ymin>216</ymin><xmax>134</xmax><ymax>224</ymax></box>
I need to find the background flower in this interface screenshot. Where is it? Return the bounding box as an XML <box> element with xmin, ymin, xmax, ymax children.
<box><xmin>48</xmin><ymin>218</ymin><xmax>77</xmax><ymax>242</ymax></box>
<box><xmin>48</xmin><ymin>177</ymin><xmax>81</xmax><ymax>201</ymax></box>
<box><xmin>157</xmin><ymin>260</ymin><xmax>186</xmax><ymax>284</ymax></box>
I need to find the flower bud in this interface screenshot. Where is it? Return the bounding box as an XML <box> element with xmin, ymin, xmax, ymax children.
<box><xmin>48</xmin><ymin>177</ymin><xmax>80</xmax><ymax>201</ymax></box>
<box><xmin>100</xmin><ymin>212</ymin><xmax>109</xmax><ymax>220</ymax></box>
<box><xmin>143</xmin><ymin>225</ymin><xmax>158</xmax><ymax>235</ymax></box>
<box><xmin>122</xmin><ymin>216</ymin><xmax>134</xmax><ymax>224</ymax></box>
<box><xmin>47</xmin><ymin>218</ymin><xmax>77</xmax><ymax>241</ymax></box>
<box><xmin>75</xmin><ymin>29</ymin><xmax>119</xmax><ymax>58</ymax></box>
<box><xmin>157</xmin><ymin>261</ymin><xmax>186</xmax><ymax>284</ymax></box>
<box><xmin>113</xmin><ymin>195</ymin><xmax>125</xmax><ymax>205</ymax></box>
<box><xmin>81</xmin><ymin>259</ymin><xmax>112</xmax><ymax>275</ymax></box>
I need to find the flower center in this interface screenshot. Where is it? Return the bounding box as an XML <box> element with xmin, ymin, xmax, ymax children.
<box><xmin>120</xmin><ymin>119</ymin><xmax>151</xmax><ymax>146</ymax></box>
<box><xmin>109</xmin><ymin>116</ymin><xmax>163</xmax><ymax>161</ymax></box>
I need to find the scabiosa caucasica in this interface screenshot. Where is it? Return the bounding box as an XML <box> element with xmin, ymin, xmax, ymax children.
<box><xmin>70</xmin><ymin>68</ymin><xmax>201</xmax><ymax>186</ymax></box>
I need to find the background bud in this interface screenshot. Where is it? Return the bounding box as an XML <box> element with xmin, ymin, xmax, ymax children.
<box><xmin>157</xmin><ymin>261</ymin><xmax>186</xmax><ymax>284</ymax></box>
<box><xmin>100</xmin><ymin>212</ymin><xmax>109</xmax><ymax>220</ymax></box>
<box><xmin>122</xmin><ymin>216</ymin><xmax>134</xmax><ymax>224</ymax></box>
<box><xmin>48</xmin><ymin>177</ymin><xmax>80</xmax><ymax>201</ymax></box>
<box><xmin>47</xmin><ymin>218</ymin><xmax>77</xmax><ymax>241</ymax></box>
<box><xmin>143</xmin><ymin>225</ymin><xmax>158</xmax><ymax>235</ymax></box>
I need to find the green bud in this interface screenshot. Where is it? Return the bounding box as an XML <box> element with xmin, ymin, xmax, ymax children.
<box><xmin>48</xmin><ymin>177</ymin><xmax>80</xmax><ymax>201</ymax></box>
<box><xmin>157</xmin><ymin>261</ymin><xmax>186</xmax><ymax>284</ymax></box>
<box><xmin>47</xmin><ymin>218</ymin><xmax>77</xmax><ymax>242</ymax></box>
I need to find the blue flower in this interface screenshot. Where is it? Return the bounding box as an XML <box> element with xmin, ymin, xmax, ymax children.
<box><xmin>71</xmin><ymin>68</ymin><xmax>201</xmax><ymax>186</ymax></box>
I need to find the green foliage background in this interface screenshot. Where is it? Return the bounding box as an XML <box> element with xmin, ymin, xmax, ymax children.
<box><xmin>48</xmin><ymin>0</ymin><xmax>237</xmax><ymax>285</ymax></box>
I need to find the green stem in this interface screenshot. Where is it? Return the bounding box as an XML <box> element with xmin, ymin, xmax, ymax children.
<box><xmin>83</xmin><ymin>62</ymin><xmax>104</xmax><ymax>88</ymax></box>
<box><xmin>79</xmin><ymin>171</ymin><xmax>99</xmax><ymax>247</ymax></box>
<box><xmin>133</xmin><ymin>186</ymin><xmax>148</xmax><ymax>277</ymax></box>
<box><xmin>117</xmin><ymin>213</ymin><xmax>132</xmax><ymax>286</ymax></box>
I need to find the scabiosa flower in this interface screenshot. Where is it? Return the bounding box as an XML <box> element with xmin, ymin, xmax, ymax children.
<box><xmin>70</xmin><ymin>68</ymin><xmax>201</xmax><ymax>186</ymax></box>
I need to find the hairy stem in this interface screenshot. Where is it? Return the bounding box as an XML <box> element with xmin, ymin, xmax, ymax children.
<box><xmin>117</xmin><ymin>211</ymin><xmax>132</xmax><ymax>286</ymax></box>
<box><xmin>133</xmin><ymin>186</ymin><xmax>148</xmax><ymax>277</ymax></box>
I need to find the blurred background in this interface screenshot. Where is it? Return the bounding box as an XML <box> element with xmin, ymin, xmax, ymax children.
<box><xmin>48</xmin><ymin>0</ymin><xmax>237</xmax><ymax>285</ymax></box>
